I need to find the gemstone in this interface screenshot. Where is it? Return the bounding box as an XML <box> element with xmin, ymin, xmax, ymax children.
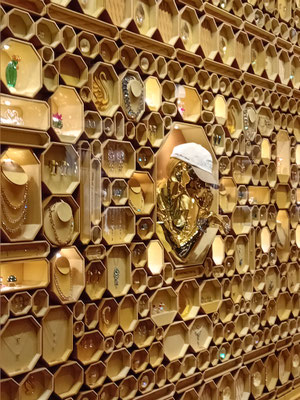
<box><xmin>135</xmin><ymin>3</ymin><xmax>145</xmax><ymax>27</ymax></box>
<box><xmin>141</xmin><ymin>375</ymin><xmax>149</xmax><ymax>389</ymax></box>
<box><xmin>220</xmin><ymin>0</ymin><xmax>227</xmax><ymax>8</ymax></box>
<box><xmin>181</xmin><ymin>22</ymin><xmax>190</xmax><ymax>44</ymax></box>
<box><xmin>80</xmin><ymin>38</ymin><xmax>90</xmax><ymax>54</ymax></box>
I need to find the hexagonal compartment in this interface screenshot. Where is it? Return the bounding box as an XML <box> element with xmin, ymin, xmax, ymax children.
<box><xmin>55</xmin><ymin>53</ymin><xmax>88</xmax><ymax>88</ymax></box>
<box><xmin>119</xmin><ymin>295</ymin><xmax>138</xmax><ymax>332</ymax></box>
<box><xmin>42</xmin><ymin>305</ymin><xmax>73</xmax><ymax>366</ymax></box>
<box><xmin>76</xmin><ymin>330</ymin><xmax>104</xmax><ymax>365</ymax></box>
<box><xmin>179</xmin><ymin>6</ymin><xmax>199</xmax><ymax>53</ymax></box>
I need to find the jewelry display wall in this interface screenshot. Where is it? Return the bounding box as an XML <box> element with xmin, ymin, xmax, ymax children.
<box><xmin>1</xmin><ymin>0</ymin><xmax>300</xmax><ymax>399</ymax></box>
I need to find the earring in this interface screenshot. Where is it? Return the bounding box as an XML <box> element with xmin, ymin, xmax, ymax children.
<box><xmin>60</xmin><ymin>161</ymin><xmax>69</xmax><ymax>176</ymax></box>
<box><xmin>49</xmin><ymin>160</ymin><xmax>58</xmax><ymax>175</ymax></box>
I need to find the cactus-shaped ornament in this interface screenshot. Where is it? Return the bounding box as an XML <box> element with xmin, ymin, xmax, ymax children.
<box><xmin>6</xmin><ymin>55</ymin><xmax>21</xmax><ymax>88</ymax></box>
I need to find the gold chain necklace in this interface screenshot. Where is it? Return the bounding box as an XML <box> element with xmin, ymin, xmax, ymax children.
<box><xmin>53</xmin><ymin>256</ymin><xmax>73</xmax><ymax>301</ymax></box>
<box><xmin>48</xmin><ymin>202</ymin><xmax>74</xmax><ymax>245</ymax></box>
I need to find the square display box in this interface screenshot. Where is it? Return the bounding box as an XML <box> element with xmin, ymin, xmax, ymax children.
<box><xmin>0</xmin><ymin>258</ymin><xmax>49</xmax><ymax>294</ymax></box>
<box><xmin>1</xmin><ymin>147</ymin><xmax>42</xmax><ymax>242</ymax></box>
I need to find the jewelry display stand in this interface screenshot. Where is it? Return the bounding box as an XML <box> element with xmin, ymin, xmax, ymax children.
<box><xmin>1</xmin><ymin>0</ymin><xmax>300</xmax><ymax>398</ymax></box>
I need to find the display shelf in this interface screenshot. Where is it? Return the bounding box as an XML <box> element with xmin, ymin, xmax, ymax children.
<box><xmin>0</xmin><ymin>295</ymin><xmax>9</xmax><ymax>325</ymax></box>
<box><xmin>1</xmin><ymin>38</ymin><xmax>42</xmax><ymax>98</ymax></box>
<box><xmin>53</xmin><ymin>361</ymin><xmax>83</xmax><ymax>398</ymax></box>
<box><xmin>119</xmin><ymin>294</ymin><xmax>138</xmax><ymax>332</ymax></box>
<box><xmin>0</xmin><ymin>315</ymin><xmax>41</xmax><ymax>377</ymax></box>
<box><xmin>106</xmin><ymin>245</ymin><xmax>131</xmax><ymax>297</ymax></box>
<box><xmin>49</xmin><ymin>86</ymin><xmax>84</xmax><ymax>144</ymax></box>
<box><xmin>0</xmin><ymin>378</ymin><xmax>19</xmax><ymax>400</ymax></box>
<box><xmin>106</xmin><ymin>348</ymin><xmax>131</xmax><ymax>382</ymax></box>
<box><xmin>102</xmin><ymin>207</ymin><xmax>135</xmax><ymax>245</ymax></box>
<box><xmin>9</xmin><ymin>291</ymin><xmax>31</xmax><ymax>316</ymax></box>
<box><xmin>41</xmin><ymin>142</ymin><xmax>80</xmax><ymax>195</ymax></box>
<box><xmin>42</xmin><ymin>305</ymin><xmax>73</xmax><ymax>366</ymax></box>
<box><xmin>19</xmin><ymin>367</ymin><xmax>53</xmax><ymax>400</ymax></box>
<box><xmin>32</xmin><ymin>289</ymin><xmax>49</xmax><ymax>318</ymax></box>
<box><xmin>75</xmin><ymin>330</ymin><xmax>104</xmax><ymax>365</ymax></box>
<box><xmin>43</xmin><ymin>195</ymin><xmax>79</xmax><ymax>247</ymax></box>
<box><xmin>0</xmin><ymin>258</ymin><xmax>49</xmax><ymax>294</ymax></box>
<box><xmin>3</xmin><ymin>8</ymin><xmax>35</xmax><ymax>41</ymax></box>
<box><xmin>163</xmin><ymin>321</ymin><xmax>189</xmax><ymax>361</ymax></box>
<box><xmin>0</xmin><ymin>94</ymin><xmax>50</xmax><ymax>132</ymax></box>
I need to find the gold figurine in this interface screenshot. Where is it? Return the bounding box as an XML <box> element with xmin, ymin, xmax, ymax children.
<box><xmin>93</xmin><ymin>71</ymin><xmax>109</xmax><ymax>111</ymax></box>
<box><xmin>157</xmin><ymin>143</ymin><xmax>229</xmax><ymax>262</ymax></box>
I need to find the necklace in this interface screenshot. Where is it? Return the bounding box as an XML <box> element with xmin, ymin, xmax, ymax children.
<box><xmin>2</xmin><ymin>332</ymin><xmax>26</xmax><ymax>360</ymax></box>
<box><xmin>243</xmin><ymin>106</ymin><xmax>256</xmax><ymax>141</ymax></box>
<box><xmin>122</xmin><ymin>75</ymin><xmax>144</xmax><ymax>120</ymax></box>
<box><xmin>43</xmin><ymin>320</ymin><xmax>57</xmax><ymax>351</ymax></box>
<box><xmin>1</xmin><ymin>186</ymin><xmax>28</xmax><ymax>233</ymax></box>
<box><xmin>129</xmin><ymin>184</ymin><xmax>145</xmax><ymax>213</ymax></box>
<box><xmin>48</xmin><ymin>201</ymin><xmax>74</xmax><ymax>245</ymax></box>
<box><xmin>1</xmin><ymin>160</ymin><xmax>29</xmax><ymax>233</ymax></box>
<box><xmin>53</xmin><ymin>256</ymin><xmax>73</xmax><ymax>301</ymax></box>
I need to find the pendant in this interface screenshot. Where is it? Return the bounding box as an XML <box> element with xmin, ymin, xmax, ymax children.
<box><xmin>6</xmin><ymin>55</ymin><xmax>21</xmax><ymax>88</ymax></box>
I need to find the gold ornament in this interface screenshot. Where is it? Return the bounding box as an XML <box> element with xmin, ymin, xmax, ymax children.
<box><xmin>93</xmin><ymin>71</ymin><xmax>109</xmax><ymax>111</ymax></box>
<box><xmin>157</xmin><ymin>159</ymin><xmax>228</xmax><ymax>262</ymax></box>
